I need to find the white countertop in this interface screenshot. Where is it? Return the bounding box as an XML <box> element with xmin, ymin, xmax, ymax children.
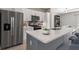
<box><xmin>26</xmin><ymin>27</ymin><xmax>74</xmax><ymax>44</ymax></box>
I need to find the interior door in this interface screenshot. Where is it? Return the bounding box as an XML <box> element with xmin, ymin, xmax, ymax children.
<box><xmin>1</xmin><ymin>10</ymin><xmax>10</xmax><ymax>49</ymax></box>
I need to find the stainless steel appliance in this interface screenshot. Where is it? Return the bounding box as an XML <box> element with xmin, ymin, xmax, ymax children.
<box><xmin>0</xmin><ymin>10</ymin><xmax>23</xmax><ymax>49</ymax></box>
<box><xmin>52</xmin><ymin>15</ymin><xmax>61</xmax><ymax>30</ymax></box>
<box><xmin>28</xmin><ymin>15</ymin><xmax>42</xmax><ymax>30</ymax></box>
<box><xmin>54</xmin><ymin>15</ymin><xmax>60</xmax><ymax>27</ymax></box>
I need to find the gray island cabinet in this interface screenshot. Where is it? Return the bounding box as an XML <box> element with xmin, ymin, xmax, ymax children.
<box><xmin>27</xmin><ymin>28</ymin><xmax>72</xmax><ymax>50</ymax></box>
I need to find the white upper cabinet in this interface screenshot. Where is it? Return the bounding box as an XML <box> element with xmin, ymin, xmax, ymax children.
<box><xmin>15</xmin><ymin>8</ymin><xmax>24</xmax><ymax>12</ymax></box>
<box><xmin>37</xmin><ymin>11</ymin><xmax>45</xmax><ymax>21</ymax></box>
<box><xmin>24</xmin><ymin>9</ymin><xmax>32</xmax><ymax>21</ymax></box>
<box><xmin>24</xmin><ymin>9</ymin><xmax>46</xmax><ymax>21</ymax></box>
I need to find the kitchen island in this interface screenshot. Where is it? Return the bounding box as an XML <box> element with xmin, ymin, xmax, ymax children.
<box><xmin>26</xmin><ymin>27</ymin><xmax>73</xmax><ymax>50</ymax></box>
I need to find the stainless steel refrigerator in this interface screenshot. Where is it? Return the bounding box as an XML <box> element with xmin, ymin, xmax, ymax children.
<box><xmin>0</xmin><ymin>9</ymin><xmax>23</xmax><ymax>49</ymax></box>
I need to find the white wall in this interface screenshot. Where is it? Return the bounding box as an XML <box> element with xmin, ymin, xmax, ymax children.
<box><xmin>75</xmin><ymin>14</ymin><xmax>79</xmax><ymax>26</ymax></box>
<box><xmin>50</xmin><ymin>9</ymin><xmax>57</xmax><ymax>28</ymax></box>
<box><xmin>60</xmin><ymin>12</ymin><xmax>79</xmax><ymax>28</ymax></box>
<box><xmin>45</xmin><ymin>12</ymin><xmax>51</xmax><ymax>29</ymax></box>
<box><xmin>50</xmin><ymin>8</ymin><xmax>66</xmax><ymax>28</ymax></box>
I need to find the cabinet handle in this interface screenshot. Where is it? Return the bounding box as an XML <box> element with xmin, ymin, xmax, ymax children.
<box><xmin>30</xmin><ymin>40</ymin><xmax>32</xmax><ymax>46</ymax></box>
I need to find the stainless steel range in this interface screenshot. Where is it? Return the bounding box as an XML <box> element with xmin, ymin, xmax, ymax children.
<box><xmin>28</xmin><ymin>15</ymin><xmax>42</xmax><ymax>30</ymax></box>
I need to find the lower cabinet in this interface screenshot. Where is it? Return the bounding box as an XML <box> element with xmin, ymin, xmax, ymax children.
<box><xmin>27</xmin><ymin>34</ymin><xmax>38</xmax><ymax>50</ymax></box>
<box><xmin>27</xmin><ymin>33</ymin><xmax>65</xmax><ymax>50</ymax></box>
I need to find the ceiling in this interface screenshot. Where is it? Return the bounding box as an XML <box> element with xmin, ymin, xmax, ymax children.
<box><xmin>29</xmin><ymin>8</ymin><xmax>79</xmax><ymax>13</ymax></box>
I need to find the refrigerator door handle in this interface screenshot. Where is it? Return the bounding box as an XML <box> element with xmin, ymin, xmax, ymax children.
<box><xmin>11</xmin><ymin>17</ymin><xmax>13</xmax><ymax>35</ymax></box>
<box><xmin>12</xmin><ymin>17</ymin><xmax>14</xmax><ymax>28</ymax></box>
<box><xmin>11</xmin><ymin>17</ymin><xmax>14</xmax><ymax>35</ymax></box>
<box><xmin>11</xmin><ymin>17</ymin><xmax>13</xmax><ymax>29</ymax></box>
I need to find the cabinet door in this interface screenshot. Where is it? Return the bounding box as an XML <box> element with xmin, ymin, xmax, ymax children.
<box><xmin>1</xmin><ymin>10</ymin><xmax>10</xmax><ymax>49</ymax></box>
<box><xmin>16</xmin><ymin>12</ymin><xmax>23</xmax><ymax>44</ymax></box>
<box><xmin>9</xmin><ymin>11</ymin><xmax>16</xmax><ymax>46</ymax></box>
<box><xmin>27</xmin><ymin>34</ymin><xmax>38</xmax><ymax>50</ymax></box>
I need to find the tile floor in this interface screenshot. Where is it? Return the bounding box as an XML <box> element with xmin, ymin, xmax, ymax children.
<box><xmin>5</xmin><ymin>30</ymin><xmax>27</xmax><ymax>50</ymax></box>
<box><xmin>6</xmin><ymin>39</ymin><xmax>27</xmax><ymax>50</ymax></box>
